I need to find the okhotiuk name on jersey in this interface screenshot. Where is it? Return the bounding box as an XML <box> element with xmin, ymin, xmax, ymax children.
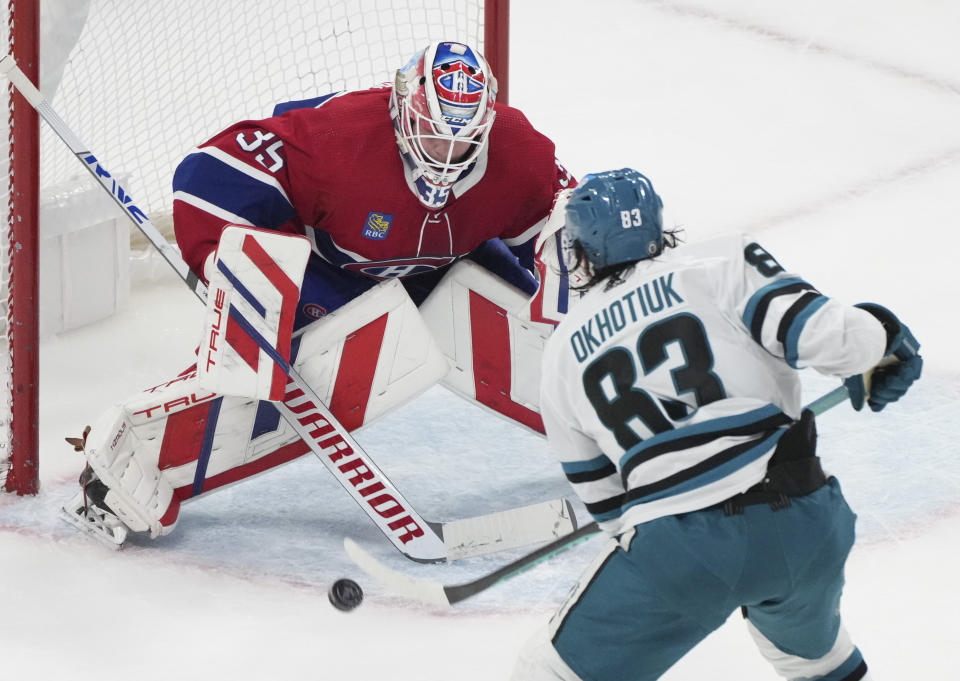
<box><xmin>570</xmin><ymin>273</ymin><xmax>684</xmax><ymax>363</ymax></box>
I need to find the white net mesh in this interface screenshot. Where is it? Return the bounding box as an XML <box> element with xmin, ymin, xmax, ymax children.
<box><xmin>40</xmin><ymin>0</ymin><xmax>487</xmax><ymax>228</ymax></box>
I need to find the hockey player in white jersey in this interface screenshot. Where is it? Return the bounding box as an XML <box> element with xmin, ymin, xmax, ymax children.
<box><xmin>512</xmin><ymin>169</ymin><xmax>923</xmax><ymax>681</ymax></box>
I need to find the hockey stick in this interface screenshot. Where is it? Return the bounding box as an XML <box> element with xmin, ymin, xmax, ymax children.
<box><xmin>0</xmin><ymin>55</ymin><xmax>576</xmax><ymax>562</ymax></box>
<box><xmin>345</xmin><ymin>384</ymin><xmax>853</xmax><ymax>605</ymax></box>
<box><xmin>805</xmin><ymin>384</ymin><xmax>850</xmax><ymax>415</ymax></box>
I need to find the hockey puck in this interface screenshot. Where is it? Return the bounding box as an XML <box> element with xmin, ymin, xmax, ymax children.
<box><xmin>328</xmin><ymin>578</ymin><xmax>364</xmax><ymax>611</ymax></box>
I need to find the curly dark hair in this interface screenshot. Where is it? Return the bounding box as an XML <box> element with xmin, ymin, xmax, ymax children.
<box><xmin>569</xmin><ymin>228</ymin><xmax>685</xmax><ymax>293</ymax></box>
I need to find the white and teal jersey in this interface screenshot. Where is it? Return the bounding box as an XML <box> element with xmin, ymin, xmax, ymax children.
<box><xmin>540</xmin><ymin>234</ymin><xmax>887</xmax><ymax>535</ymax></box>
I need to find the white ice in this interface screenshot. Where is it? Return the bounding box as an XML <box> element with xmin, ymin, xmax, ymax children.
<box><xmin>2</xmin><ymin>1</ymin><xmax>959</xmax><ymax>679</ymax></box>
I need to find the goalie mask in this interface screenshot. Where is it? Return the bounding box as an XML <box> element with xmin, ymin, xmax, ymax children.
<box><xmin>391</xmin><ymin>41</ymin><xmax>497</xmax><ymax>206</ymax></box>
<box><xmin>564</xmin><ymin>168</ymin><xmax>665</xmax><ymax>270</ymax></box>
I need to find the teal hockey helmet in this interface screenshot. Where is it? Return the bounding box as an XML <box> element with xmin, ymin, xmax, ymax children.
<box><xmin>564</xmin><ymin>168</ymin><xmax>664</xmax><ymax>269</ymax></box>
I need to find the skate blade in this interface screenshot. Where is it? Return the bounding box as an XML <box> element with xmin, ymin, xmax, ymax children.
<box><xmin>59</xmin><ymin>504</ymin><xmax>127</xmax><ymax>551</ymax></box>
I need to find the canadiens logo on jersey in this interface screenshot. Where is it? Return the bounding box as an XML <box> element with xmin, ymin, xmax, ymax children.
<box><xmin>344</xmin><ymin>255</ymin><xmax>458</xmax><ymax>279</ymax></box>
<box><xmin>363</xmin><ymin>212</ymin><xmax>394</xmax><ymax>240</ymax></box>
<box><xmin>303</xmin><ymin>303</ymin><xmax>327</xmax><ymax>319</ymax></box>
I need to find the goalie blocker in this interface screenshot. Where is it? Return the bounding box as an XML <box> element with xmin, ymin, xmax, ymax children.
<box><xmin>198</xmin><ymin>225</ymin><xmax>311</xmax><ymax>401</ymax></box>
<box><xmin>65</xmin><ymin>247</ymin><xmax>559</xmax><ymax>544</ymax></box>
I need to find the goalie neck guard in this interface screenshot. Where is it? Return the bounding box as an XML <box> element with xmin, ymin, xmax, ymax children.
<box><xmin>391</xmin><ymin>41</ymin><xmax>497</xmax><ymax>204</ymax></box>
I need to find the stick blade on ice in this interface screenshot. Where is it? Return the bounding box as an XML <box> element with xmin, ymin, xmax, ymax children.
<box><xmin>343</xmin><ymin>538</ymin><xmax>452</xmax><ymax>607</ymax></box>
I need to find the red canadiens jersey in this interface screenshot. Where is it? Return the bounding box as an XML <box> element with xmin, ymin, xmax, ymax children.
<box><xmin>172</xmin><ymin>87</ymin><xmax>575</xmax><ymax>281</ymax></box>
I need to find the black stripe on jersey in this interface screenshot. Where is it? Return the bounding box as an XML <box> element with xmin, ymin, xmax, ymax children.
<box><xmin>566</xmin><ymin>461</ymin><xmax>618</xmax><ymax>484</ymax></box>
<box><xmin>776</xmin><ymin>290</ymin><xmax>823</xmax><ymax>345</ymax></box>
<box><xmin>749</xmin><ymin>282</ymin><xmax>817</xmax><ymax>343</ymax></box>
<box><xmin>622</xmin><ymin>434</ymin><xmax>775</xmax><ymax>504</ymax></box>
<box><xmin>584</xmin><ymin>493</ymin><xmax>625</xmax><ymax>518</ymax></box>
<box><xmin>620</xmin><ymin>411</ymin><xmax>790</xmax><ymax>485</ymax></box>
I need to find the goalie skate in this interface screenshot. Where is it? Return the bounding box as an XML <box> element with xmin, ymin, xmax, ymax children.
<box><xmin>59</xmin><ymin>467</ymin><xmax>129</xmax><ymax>550</ymax></box>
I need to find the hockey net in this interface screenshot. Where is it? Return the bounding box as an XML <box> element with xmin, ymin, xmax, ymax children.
<box><xmin>1</xmin><ymin>0</ymin><xmax>509</xmax><ymax>494</ymax></box>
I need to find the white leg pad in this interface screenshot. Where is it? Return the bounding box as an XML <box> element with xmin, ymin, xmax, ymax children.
<box><xmin>292</xmin><ymin>278</ymin><xmax>450</xmax><ymax>429</ymax></box>
<box><xmin>74</xmin><ymin>278</ymin><xmax>448</xmax><ymax>539</ymax></box>
<box><xmin>528</xmin><ymin>189</ymin><xmax>587</xmax><ymax>325</ymax></box>
<box><xmin>419</xmin><ymin>260</ymin><xmax>555</xmax><ymax>434</ymax></box>
<box><xmin>83</xmin><ymin>406</ymin><xmax>177</xmax><ymax>537</ymax></box>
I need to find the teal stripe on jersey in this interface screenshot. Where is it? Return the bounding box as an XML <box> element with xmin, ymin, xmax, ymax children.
<box><xmin>621</xmin><ymin>429</ymin><xmax>783</xmax><ymax>509</ymax></box>
<box><xmin>784</xmin><ymin>295</ymin><xmax>830</xmax><ymax>368</ymax></box>
<box><xmin>562</xmin><ymin>454</ymin><xmax>615</xmax><ymax>475</ymax></box>
<box><xmin>619</xmin><ymin>403</ymin><xmax>784</xmax><ymax>473</ymax></box>
<box><xmin>742</xmin><ymin>277</ymin><xmax>806</xmax><ymax>331</ymax></box>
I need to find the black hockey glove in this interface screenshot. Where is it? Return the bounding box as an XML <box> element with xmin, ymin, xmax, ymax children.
<box><xmin>844</xmin><ymin>303</ymin><xmax>922</xmax><ymax>412</ymax></box>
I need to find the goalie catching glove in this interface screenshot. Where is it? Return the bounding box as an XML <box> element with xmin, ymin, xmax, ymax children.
<box><xmin>844</xmin><ymin>303</ymin><xmax>922</xmax><ymax>412</ymax></box>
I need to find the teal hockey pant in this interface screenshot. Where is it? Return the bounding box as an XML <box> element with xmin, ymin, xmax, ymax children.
<box><xmin>550</xmin><ymin>478</ymin><xmax>867</xmax><ymax>681</ymax></box>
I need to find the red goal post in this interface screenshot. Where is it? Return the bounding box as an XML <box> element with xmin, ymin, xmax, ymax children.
<box><xmin>3</xmin><ymin>0</ymin><xmax>39</xmax><ymax>495</ymax></box>
<box><xmin>1</xmin><ymin>0</ymin><xmax>510</xmax><ymax>495</ymax></box>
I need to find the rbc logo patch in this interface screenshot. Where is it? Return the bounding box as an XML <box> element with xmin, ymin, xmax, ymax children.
<box><xmin>363</xmin><ymin>212</ymin><xmax>393</xmax><ymax>240</ymax></box>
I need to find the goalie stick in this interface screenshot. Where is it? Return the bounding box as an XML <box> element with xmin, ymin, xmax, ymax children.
<box><xmin>0</xmin><ymin>55</ymin><xmax>577</xmax><ymax>563</ymax></box>
<box><xmin>345</xmin><ymin>385</ymin><xmax>852</xmax><ymax>605</ymax></box>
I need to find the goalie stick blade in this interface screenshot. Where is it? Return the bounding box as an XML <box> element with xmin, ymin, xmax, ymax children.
<box><xmin>345</xmin><ymin>522</ymin><xmax>601</xmax><ymax>607</ymax></box>
<box><xmin>58</xmin><ymin>503</ymin><xmax>127</xmax><ymax>551</ymax></box>
<box><xmin>439</xmin><ymin>498</ymin><xmax>578</xmax><ymax>561</ymax></box>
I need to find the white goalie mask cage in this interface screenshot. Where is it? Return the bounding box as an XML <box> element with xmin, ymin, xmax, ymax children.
<box><xmin>390</xmin><ymin>40</ymin><xmax>497</xmax><ymax>189</ymax></box>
